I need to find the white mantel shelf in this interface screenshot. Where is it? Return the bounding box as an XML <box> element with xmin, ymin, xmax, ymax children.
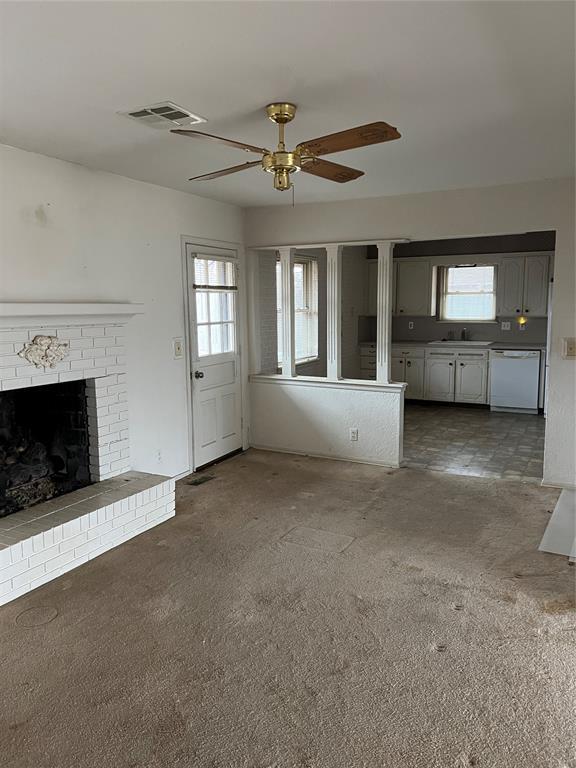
<box><xmin>0</xmin><ymin>303</ymin><xmax>144</xmax><ymax>327</ymax></box>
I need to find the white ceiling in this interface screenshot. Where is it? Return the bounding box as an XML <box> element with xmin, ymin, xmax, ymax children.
<box><xmin>1</xmin><ymin>1</ymin><xmax>574</xmax><ymax>207</ymax></box>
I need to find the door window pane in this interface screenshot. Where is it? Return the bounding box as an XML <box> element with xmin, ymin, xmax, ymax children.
<box><xmin>193</xmin><ymin>257</ymin><xmax>237</xmax><ymax>357</ymax></box>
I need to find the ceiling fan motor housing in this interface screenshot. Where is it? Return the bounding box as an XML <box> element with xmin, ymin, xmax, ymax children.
<box><xmin>262</xmin><ymin>151</ymin><xmax>302</xmax><ymax>190</ymax></box>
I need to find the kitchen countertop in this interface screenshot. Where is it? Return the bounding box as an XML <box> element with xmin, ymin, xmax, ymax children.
<box><xmin>359</xmin><ymin>340</ymin><xmax>546</xmax><ymax>350</ymax></box>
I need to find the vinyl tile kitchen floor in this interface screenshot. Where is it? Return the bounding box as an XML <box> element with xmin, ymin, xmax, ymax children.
<box><xmin>403</xmin><ymin>402</ymin><xmax>545</xmax><ymax>482</ymax></box>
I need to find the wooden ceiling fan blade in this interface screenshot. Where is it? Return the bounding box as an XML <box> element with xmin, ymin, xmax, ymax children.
<box><xmin>172</xmin><ymin>129</ymin><xmax>268</xmax><ymax>155</ymax></box>
<box><xmin>188</xmin><ymin>160</ymin><xmax>262</xmax><ymax>182</ymax></box>
<box><xmin>301</xmin><ymin>158</ymin><xmax>364</xmax><ymax>183</ymax></box>
<box><xmin>297</xmin><ymin>121</ymin><xmax>400</xmax><ymax>156</ymax></box>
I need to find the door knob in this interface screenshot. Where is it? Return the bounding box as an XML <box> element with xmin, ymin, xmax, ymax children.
<box><xmin>194</xmin><ymin>370</ymin><xmax>204</xmax><ymax>379</ymax></box>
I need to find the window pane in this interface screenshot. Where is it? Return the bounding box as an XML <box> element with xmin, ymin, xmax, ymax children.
<box><xmin>194</xmin><ymin>257</ymin><xmax>236</xmax><ymax>287</ymax></box>
<box><xmin>210</xmin><ymin>324</ymin><xmax>223</xmax><ymax>354</ymax></box>
<box><xmin>197</xmin><ymin>325</ymin><xmax>210</xmax><ymax>357</ymax></box>
<box><xmin>444</xmin><ymin>293</ymin><xmax>495</xmax><ymax>320</ymax></box>
<box><xmin>221</xmin><ymin>293</ymin><xmax>235</xmax><ymax>321</ymax></box>
<box><xmin>447</xmin><ymin>266</ymin><xmax>494</xmax><ymax>293</ymax></box>
<box><xmin>209</xmin><ymin>292</ymin><xmax>223</xmax><ymax>322</ymax></box>
<box><xmin>222</xmin><ymin>322</ymin><xmax>235</xmax><ymax>353</ymax></box>
<box><xmin>196</xmin><ymin>292</ymin><xmax>209</xmax><ymax>323</ymax></box>
<box><xmin>294</xmin><ymin>263</ymin><xmax>305</xmax><ymax>310</ymax></box>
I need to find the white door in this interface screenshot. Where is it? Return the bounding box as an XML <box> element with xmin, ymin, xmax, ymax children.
<box><xmin>497</xmin><ymin>256</ymin><xmax>524</xmax><ymax>316</ymax></box>
<box><xmin>395</xmin><ymin>259</ymin><xmax>432</xmax><ymax>316</ymax></box>
<box><xmin>424</xmin><ymin>354</ymin><xmax>455</xmax><ymax>401</ymax></box>
<box><xmin>455</xmin><ymin>357</ymin><xmax>488</xmax><ymax>403</ymax></box>
<box><xmin>523</xmin><ymin>254</ymin><xmax>549</xmax><ymax>317</ymax></box>
<box><xmin>405</xmin><ymin>356</ymin><xmax>425</xmax><ymax>399</ymax></box>
<box><xmin>188</xmin><ymin>252</ymin><xmax>242</xmax><ymax>468</ymax></box>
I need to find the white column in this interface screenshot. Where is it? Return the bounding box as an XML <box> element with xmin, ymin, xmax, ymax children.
<box><xmin>278</xmin><ymin>246</ymin><xmax>296</xmax><ymax>377</ymax></box>
<box><xmin>326</xmin><ymin>244</ymin><xmax>342</xmax><ymax>380</ymax></box>
<box><xmin>376</xmin><ymin>241</ymin><xmax>394</xmax><ymax>383</ymax></box>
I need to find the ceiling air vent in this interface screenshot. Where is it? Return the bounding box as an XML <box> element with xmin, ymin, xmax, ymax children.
<box><xmin>119</xmin><ymin>102</ymin><xmax>206</xmax><ymax>130</ymax></box>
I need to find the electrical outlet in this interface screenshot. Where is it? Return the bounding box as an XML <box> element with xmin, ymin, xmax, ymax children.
<box><xmin>349</xmin><ymin>428</ymin><xmax>359</xmax><ymax>442</ymax></box>
<box><xmin>563</xmin><ymin>337</ymin><xmax>576</xmax><ymax>358</ymax></box>
<box><xmin>501</xmin><ymin>321</ymin><xmax>511</xmax><ymax>331</ymax></box>
<box><xmin>408</xmin><ymin>321</ymin><xmax>414</xmax><ymax>330</ymax></box>
<box><xmin>173</xmin><ymin>338</ymin><xmax>183</xmax><ymax>358</ymax></box>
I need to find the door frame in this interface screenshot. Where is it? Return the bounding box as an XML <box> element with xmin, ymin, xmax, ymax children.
<box><xmin>181</xmin><ymin>236</ymin><xmax>249</xmax><ymax>474</ymax></box>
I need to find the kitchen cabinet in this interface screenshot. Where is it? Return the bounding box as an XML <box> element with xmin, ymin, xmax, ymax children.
<box><xmin>404</xmin><ymin>355</ymin><xmax>425</xmax><ymax>399</ymax></box>
<box><xmin>497</xmin><ymin>254</ymin><xmax>549</xmax><ymax>318</ymax></box>
<box><xmin>394</xmin><ymin>259</ymin><xmax>434</xmax><ymax>316</ymax></box>
<box><xmin>391</xmin><ymin>355</ymin><xmax>405</xmax><ymax>383</ymax></box>
<box><xmin>359</xmin><ymin>343</ymin><xmax>376</xmax><ymax>380</ymax></box>
<box><xmin>523</xmin><ymin>255</ymin><xmax>549</xmax><ymax>317</ymax></box>
<box><xmin>424</xmin><ymin>351</ymin><xmax>456</xmax><ymax>401</ymax></box>
<box><xmin>454</xmin><ymin>352</ymin><xmax>488</xmax><ymax>404</ymax></box>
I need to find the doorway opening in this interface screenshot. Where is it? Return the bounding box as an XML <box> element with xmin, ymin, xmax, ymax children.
<box><xmin>184</xmin><ymin>243</ymin><xmax>243</xmax><ymax>471</ymax></box>
<box><xmin>393</xmin><ymin>232</ymin><xmax>554</xmax><ymax>482</ymax></box>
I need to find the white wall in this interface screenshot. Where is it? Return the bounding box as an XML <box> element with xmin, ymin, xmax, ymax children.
<box><xmin>250</xmin><ymin>378</ymin><xmax>404</xmax><ymax>467</ymax></box>
<box><xmin>0</xmin><ymin>144</ymin><xmax>243</xmax><ymax>477</ymax></box>
<box><xmin>245</xmin><ymin>178</ymin><xmax>576</xmax><ymax>489</ymax></box>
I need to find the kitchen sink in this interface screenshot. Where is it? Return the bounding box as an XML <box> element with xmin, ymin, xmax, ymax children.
<box><xmin>427</xmin><ymin>340</ymin><xmax>492</xmax><ymax>347</ymax></box>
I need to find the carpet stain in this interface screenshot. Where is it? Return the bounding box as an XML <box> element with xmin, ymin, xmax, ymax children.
<box><xmin>542</xmin><ymin>598</ymin><xmax>576</xmax><ymax>614</ymax></box>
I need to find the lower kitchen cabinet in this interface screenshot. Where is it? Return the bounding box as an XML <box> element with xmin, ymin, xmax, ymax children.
<box><xmin>404</xmin><ymin>355</ymin><xmax>425</xmax><ymax>399</ymax></box>
<box><xmin>391</xmin><ymin>356</ymin><xmax>405</xmax><ymax>383</ymax></box>
<box><xmin>455</xmin><ymin>354</ymin><xmax>488</xmax><ymax>403</ymax></box>
<box><xmin>424</xmin><ymin>353</ymin><xmax>456</xmax><ymax>401</ymax></box>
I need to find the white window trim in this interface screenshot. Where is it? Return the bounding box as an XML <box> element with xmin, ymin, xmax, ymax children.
<box><xmin>277</xmin><ymin>257</ymin><xmax>319</xmax><ymax>365</ymax></box>
<box><xmin>439</xmin><ymin>264</ymin><xmax>497</xmax><ymax>322</ymax></box>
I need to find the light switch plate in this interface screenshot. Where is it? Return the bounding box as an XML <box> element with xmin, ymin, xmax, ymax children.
<box><xmin>563</xmin><ymin>337</ymin><xmax>576</xmax><ymax>358</ymax></box>
<box><xmin>408</xmin><ymin>321</ymin><xmax>414</xmax><ymax>330</ymax></box>
<box><xmin>173</xmin><ymin>338</ymin><xmax>183</xmax><ymax>359</ymax></box>
<box><xmin>501</xmin><ymin>321</ymin><xmax>511</xmax><ymax>331</ymax></box>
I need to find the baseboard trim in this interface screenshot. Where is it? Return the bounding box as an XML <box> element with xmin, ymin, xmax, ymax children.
<box><xmin>249</xmin><ymin>443</ymin><xmax>400</xmax><ymax>469</ymax></box>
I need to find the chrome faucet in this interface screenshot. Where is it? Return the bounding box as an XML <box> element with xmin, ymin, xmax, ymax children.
<box><xmin>460</xmin><ymin>327</ymin><xmax>468</xmax><ymax>341</ymax></box>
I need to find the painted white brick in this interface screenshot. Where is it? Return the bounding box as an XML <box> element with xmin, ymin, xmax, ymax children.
<box><xmin>59</xmin><ymin>531</ymin><xmax>88</xmax><ymax>553</ymax></box>
<box><xmin>70</xmin><ymin>338</ymin><xmax>95</xmax><ymax>350</ymax></box>
<box><xmin>2</xmin><ymin>377</ymin><xmax>32</xmax><ymax>390</ymax></box>
<box><xmin>61</xmin><ymin>519</ymin><xmax>82</xmax><ymax>539</ymax></box>
<box><xmin>105</xmin><ymin>346</ymin><xmax>126</xmax><ymax>356</ymax></box>
<box><xmin>105</xmin><ymin>365</ymin><xmax>125</xmax><ymax>375</ymax></box>
<box><xmin>0</xmin><ymin>367</ymin><xmax>17</xmax><ymax>380</ymax></box>
<box><xmin>31</xmin><ymin>373</ymin><xmax>59</xmax><ymax>387</ymax></box>
<box><xmin>58</xmin><ymin>371</ymin><xmax>83</xmax><ymax>383</ymax></box>
<box><xmin>90</xmin><ymin>368</ymin><xmax>108</xmax><ymax>379</ymax></box>
<box><xmin>0</xmin><ymin>354</ymin><xmax>22</xmax><ymax>367</ymax></box>
<box><xmin>70</xmin><ymin>358</ymin><xmax>94</xmax><ymax>370</ymax></box>
<box><xmin>56</xmin><ymin>327</ymin><xmax>82</xmax><ymax>339</ymax></box>
<box><xmin>82</xmin><ymin>326</ymin><xmax>105</xmax><ymax>337</ymax></box>
<box><xmin>28</xmin><ymin>328</ymin><xmax>56</xmax><ymax>339</ymax></box>
<box><xmin>0</xmin><ymin>343</ymin><xmax>15</xmax><ymax>355</ymax></box>
<box><xmin>0</xmin><ymin>557</ymin><xmax>29</xmax><ymax>582</ymax></box>
<box><xmin>0</xmin><ymin>330</ymin><xmax>27</xmax><ymax>342</ymax></box>
<box><xmin>94</xmin><ymin>356</ymin><xmax>116</xmax><ymax>368</ymax></box>
<box><xmin>44</xmin><ymin>549</ymin><xmax>76</xmax><ymax>574</ymax></box>
<box><xmin>12</xmin><ymin>563</ymin><xmax>45</xmax><ymax>589</ymax></box>
<box><xmin>74</xmin><ymin>538</ymin><xmax>103</xmax><ymax>559</ymax></box>
<box><xmin>0</xmin><ymin>548</ymin><xmax>12</xmax><ymax>569</ymax></box>
<box><xmin>93</xmin><ymin>374</ymin><xmax>118</xmax><ymax>388</ymax></box>
<box><xmin>29</xmin><ymin>544</ymin><xmax>61</xmax><ymax>568</ymax></box>
<box><xmin>105</xmin><ymin>326</ymin><xmax>122</xmax><ymax>336</ymax></box>
<box><xmin>93</xmin><ymin>337</ymin><xmax>110</xmax><ymax>348</ymax></box>
<box><xmin>81</xmin><ymin>348</ymin><xmax>100</xmax><ymax>359</ymax></box>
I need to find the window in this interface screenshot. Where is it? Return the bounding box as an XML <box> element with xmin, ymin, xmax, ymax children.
<box><xmin>440</xmin><ymin>265</ymin><xmax>496</xmax><ymax>321</ymax></box>
<box><xmin>193</xmin><ymin>257</ymin><xmax>237</xmax><ymax>356</ymax></box>
<box><xmin>276</xmin><ymin>259</ymin><xmax>319</xmax><ymax>364</ymax></box>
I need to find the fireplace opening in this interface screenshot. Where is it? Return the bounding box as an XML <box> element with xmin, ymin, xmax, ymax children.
<box><xmin>0</xmin><ymin>380</ymin><xmax>92</xmax><ymax>517</ymax></box>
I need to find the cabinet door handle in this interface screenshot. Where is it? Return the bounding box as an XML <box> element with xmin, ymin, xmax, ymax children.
<box><xmin>516</xmin><ymin>309</ymin><xmax>520</xmax><ymax>313</ymax></box>
<box><xmin>399</xmin><ymin>309</ymin><xmax>404</xmax><ymax>313</ymax></box>
<box><xmin>407</xmin><ymin>360</ymin><xmax>411</xmax><ymax>367</ymax></box>
<box><xmin>449</xmin><ymin>362</ymin><xmax>453</xmax><ymax>367</ymax></box>
<box><xmin>525</xmin><ymin>308</ymin><xmax>530</xmax><ymax>313</ymax></box>
<box><xmin>460</xmin><ymin>362</ymin><xmax>464</xmax><ymax>366</ymax></box>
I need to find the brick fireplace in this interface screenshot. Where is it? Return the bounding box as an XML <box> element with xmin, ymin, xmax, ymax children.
<box><xmin>0</xmin><ymin>304</ymin><xmax>175</xmax><ymax>606</ymax></box>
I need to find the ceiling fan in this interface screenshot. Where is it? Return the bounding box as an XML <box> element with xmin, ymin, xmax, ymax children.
<box><xmin>171</xmin><ymin>102</ymin><xmax>401</xmax><ymax>191</ymax></box>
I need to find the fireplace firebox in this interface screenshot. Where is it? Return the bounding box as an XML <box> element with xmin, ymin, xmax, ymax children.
<box><xmin>0</xmin><ymin>381</ymin><xmax>92</xmax><ymax>517</ymax></box>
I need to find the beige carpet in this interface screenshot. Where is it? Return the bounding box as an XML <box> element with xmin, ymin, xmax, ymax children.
<box><xmin>1</xmin><ymin>450</ymin><xmax>574</xmax><ymax>768</ymax></box>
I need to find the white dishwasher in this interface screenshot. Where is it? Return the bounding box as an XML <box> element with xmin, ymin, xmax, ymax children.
<box><xmin>489</xmin><ymin>349</ymin><xmax>541</xmax><ymax>414</ymax></box>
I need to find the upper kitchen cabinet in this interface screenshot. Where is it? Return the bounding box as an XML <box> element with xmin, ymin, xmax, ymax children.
<box><xmin>497</xmin><ymin>253</ymin><xmax>550</xmax><ymax>318</ymax></box>
<box><xmin>394</xmin><ymin>259</ymin><xmax>435</xmax><ymax>316</ymax></box>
